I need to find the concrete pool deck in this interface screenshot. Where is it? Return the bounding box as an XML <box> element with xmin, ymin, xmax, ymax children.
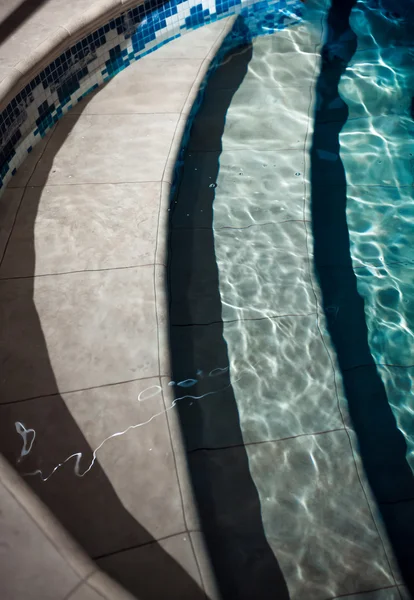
<box><xmin>0</xmin><ymin>17</ymin><xmax>235</xmax><ymax>600</ymax></box>
<box><xmin>0</xmin><ymin>1</ymin><xmax>412</xmax><ymax>599</ymax></box>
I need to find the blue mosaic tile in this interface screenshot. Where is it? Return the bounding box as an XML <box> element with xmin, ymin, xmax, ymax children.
<box><xmin>0</xmin><ymin>0</ymin><xmax>303</xmax><ymax>190</ymax></box>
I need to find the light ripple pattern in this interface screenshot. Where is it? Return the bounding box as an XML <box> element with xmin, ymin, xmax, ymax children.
<box><xmin>202</xmin><ymin>5</ymin><xmax>401</xmax><ymax>598</ymax></box>
<box><xmin>336</xmin><ymin>8</ymin><xmax>414</xmax><ymax>465</ymax></box>
<box><xmin>6</xmin><ymin>1</ymin><xmax>414</xmax><ymax>598</ymax></box>
<box><xmin>205</xmin><ymin>2</ymin><xmax>414</xmax><ymax>597</ymax></box>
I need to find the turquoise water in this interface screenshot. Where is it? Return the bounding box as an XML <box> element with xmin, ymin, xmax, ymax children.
<box><xmin>168</xmin><ymin>0</ymin><xmax>414</xmax><ymax>597</ymax></box>
<box><xmin>340</xmin><ymin>8</ymin><xmax>414</xmax><ymax>469</ymax></box>
<box><xmin>213</xmin><ymin>0</ymin><xmax>414</xmax><ymax>473</ymax></box>
<box><xmin>190</xmin><ymin>2</ymin><xmax>414</xmax><ymax>460</ymax></box>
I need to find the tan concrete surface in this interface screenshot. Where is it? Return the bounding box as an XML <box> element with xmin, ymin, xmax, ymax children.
<box><xmin>0</xmin><ymin>19</ymin><xmax>232</xmax><ymax>600</ymax></box>
<box><xmin>0</xmin><ymin>2</ymin><xmax>409</xmax><ymax>598</ymax></box>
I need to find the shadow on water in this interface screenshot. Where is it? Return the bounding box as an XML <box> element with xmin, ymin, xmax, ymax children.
<box><xmin>311</xmin><ymin>0</ymin><xmax>414</xmax><ymax>593</ymax></box>
<box><xmin>0</xmin><ymin>94</ymin><xmax>205</xmax><ymax>600</ymax></box>
<box><xmin>167</xmin><ymin>16</ymin><xmax>290</xmax><ymax>600</ymax></box>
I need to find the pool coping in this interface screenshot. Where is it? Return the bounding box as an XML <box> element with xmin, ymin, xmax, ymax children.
<box><xmin>0</xmin><ymin>0</ymin><xmax>142</xmax><ymax>110</ymax></box>
<box><xmin>0</xmin><ymin>0</ymin><xmax>302</xmax><ymax>192</ymax></box>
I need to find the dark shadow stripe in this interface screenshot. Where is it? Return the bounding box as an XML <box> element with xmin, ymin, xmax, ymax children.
<box><xmin>0</xmin><ymin>93</ymin><xmax>206</xmax><ymax>600</ymax></box>
<box><xmin>0</xmin><ymin>0</ymin><xmax>49</xmax><ymax>47</ymax></box>
<box><xmin>310</xmin><ymin>0</ymin><xmax>414</xmax><ymax>593</ymax></box>
<box><xmin>167</xmin><ymin>16</ymin><xmax>290</xmax><ymax>600</ymax></box>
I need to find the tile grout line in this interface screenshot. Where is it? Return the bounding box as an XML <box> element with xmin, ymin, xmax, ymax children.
<box><xmin>0</xmin><ymin>262</ymin><xmax>165</xmax><ymax>281</ymax></box>
<box><xmin>172</xmin><ymin>219</ymin><xmax>312</xmax><ymax>231</ymax></box>
<box><xmin>150</xmin><ymin>160</ymin><xmax>193</xmax><ymax>553</ymax></box>
<box><xmin>152</xmin><ymin>19</ymin><xmax>240</xmax><ymax>594</ymax></box>
<box><xmin>63</xmin><ymin>577</ymin><xmax>107</xmax><ymax>600</ymax></box>
<box><xmin>324</xmin><ymin>583</ymin><xmax>401</xmax><ymax>600</ymax></box>
<box><xmin>26</xmin><ymin>123</ymin><xmax>61</xmax><ymax>188</ymax></box>
<box><xmin>300</xmin><ymin>9</ymin><xmax>401</xmax><ymax>594</ymax></box>
<box><xmin>4</xmin><ymin>255</ymin><xmax>414</xmax><ymax>282</ymax></box>
<box><xmin>187</xmin><ymin>427</ymin><xmax>347</xmax><ymax>454</ymax></box>
<box><xmin>170</xmin><ymin>312</ymin><xmax>318</xmax><ymax>326</ymax></box>
<box><xmin>63</xmin><ymin>580</ymin><xmax>86</xmax><ymax>600</ymax></box>
<box><xmin>0</xmin><ymin>374</ymin><xmax>163</xmax><ymax>406</ymax></box>
<box><xmin>0</xmin><ymin>310</ymin><xmax>321</xmax><ymax>406</ymax></box>
<box><xmin>344</xmin><ymin>362</ymin><xmax>414</xmax><ymax>372</ymax></box>
<box><xmin>0</xmin><ymin>125</ymin><xmax>59</xmax><ymax>269</ymax></box>
<box><xmin>93</xmin><ymin>530</ymin><xmax>189</xmax><ymax>561</ymax></box>
<box><xmin>159</xmin><ymin>378</ymin><xmax>209</xmax><ymax>596</ymax></box>
<box><xmin>170</xmin><ymin>22</ymin><xmax>240</xmax><ymax>585</ymax></box>
<box><xmin>149</xmin><ymin>25</ymin><xmax>234</xmax><ymax>596</ymax></box>
<box><xmin>10</xmin><ymin>173</ymin><xmax>407</xmax><ymax>191</ymax></box>
<box><xmin>12</xmin><ymin>179</ymin><xmax>166</xmax><ymax>188</ymax></box>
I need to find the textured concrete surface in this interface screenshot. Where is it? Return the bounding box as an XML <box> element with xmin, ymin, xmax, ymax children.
<box><xmin>0</xmin><ymin>19</ymin><xmax>231</xmax><ymax>600</ymax></box>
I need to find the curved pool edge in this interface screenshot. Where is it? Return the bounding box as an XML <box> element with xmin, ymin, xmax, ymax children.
<box><xmin>0</xmin><ymin>16</ymin><xmax>240</xmax><ymax>600</ymax></box>
<box><xmin>0</xmin><ymin>0</ymin><xmax>303</xmax><ymax>193</ymax></box>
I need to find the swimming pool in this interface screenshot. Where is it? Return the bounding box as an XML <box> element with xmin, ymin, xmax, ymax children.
<box><xmin>167</xmin><ymin>1</ymin><xmax>414</xmax><ymax>597</ymax></box>
<box><xmin>0</xmin><ymin>0</ymin><xmax>412</xmax><ymax>597</ymax></box>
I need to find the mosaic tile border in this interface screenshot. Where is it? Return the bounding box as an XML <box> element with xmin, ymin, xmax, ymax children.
<box><xmin>0</xmin><ymin>0</ymin><xmax>303</xmax><ymax>191</ymax></box>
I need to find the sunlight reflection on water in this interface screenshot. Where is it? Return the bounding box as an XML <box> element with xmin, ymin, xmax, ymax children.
<box><xmin>8</xmin><ymin>0</ymin><xmax>414</xmax><ymax>597</ymax></box>
<box><xmin>338</xmin><ymin>15</ymin><xmax>414</xmax><ymax>469</ymax></box>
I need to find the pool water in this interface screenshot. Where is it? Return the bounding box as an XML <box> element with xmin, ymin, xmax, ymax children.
<box><xmin>341</xmin><ymin>7</ymin><xmax>414</xmax><ymax>466</ymax></box>
<box><xmin>168</xmin><ymin>0</ymin><xmax>414</xmax><ymax>597</ymax></box>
